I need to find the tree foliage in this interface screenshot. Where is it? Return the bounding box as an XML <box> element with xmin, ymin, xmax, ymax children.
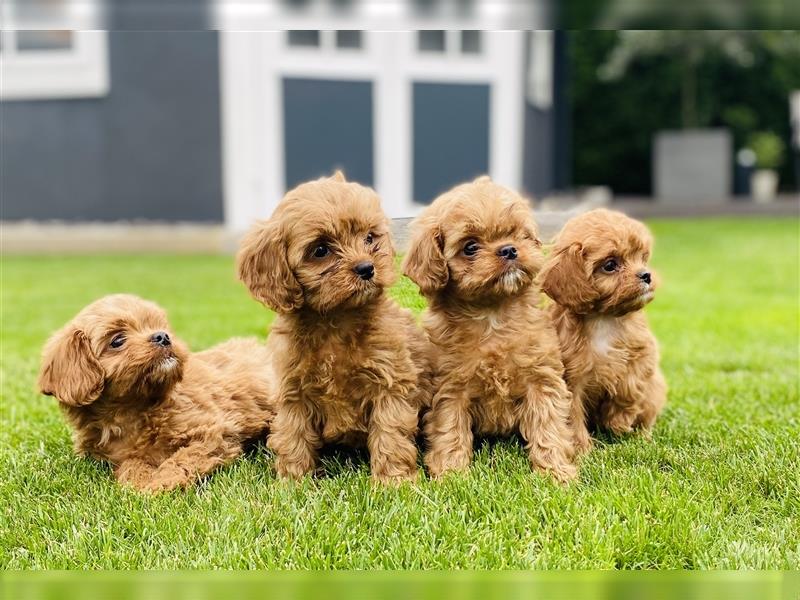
<box><xmin>569</xmin><ymin>31</ymin><xmax>800</xmax><ymax>194</ymax></box>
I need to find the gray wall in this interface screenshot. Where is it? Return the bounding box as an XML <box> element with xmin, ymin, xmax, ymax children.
<box><xmin>1</xmin><ymin>31</ymin><xmax>223</xmax><ymax>222</ymax></box>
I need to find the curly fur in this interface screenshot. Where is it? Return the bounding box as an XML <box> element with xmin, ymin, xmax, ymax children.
<box><xmin>237</xmin><ymin>171</ymin><xmax>434</xmax><ymax>484</ymax></box>
<box><xmin>37</xmin><ymin>294</ymin><xmax>277</xmax><ymax>492</ymax></box>
<box><xmin>539</xmin><ymin>209</ymin><xmax>667</xmax><ymax>452</ymax></box>
<box><xmin>402</xmin><ymin>176</ymin><xmax>577</xmax><ymax>482</ymax></box>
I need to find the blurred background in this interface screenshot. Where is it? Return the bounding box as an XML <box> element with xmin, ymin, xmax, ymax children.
<box><xmin>1</xmin><ymin>2</ymin><xmax>799</xmax><ymax>252</ymax></box>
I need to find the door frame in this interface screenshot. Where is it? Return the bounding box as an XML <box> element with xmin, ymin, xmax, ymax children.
<box><xmin>219</xmin><ymin>30</ymin><xmax>526</xmax><ymax>231</ymax></box>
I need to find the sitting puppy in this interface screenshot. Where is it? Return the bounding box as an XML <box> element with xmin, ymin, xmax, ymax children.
<box><xmin>402</xmin><ymin>176</ymin><xmax>577</xmax><ymax>482</ymax></box>
<box><xmin>237</xmin><ymin>171</ymin><xmax>433</xmax><ymax>484</ymax></box>
<box><xmin>538</xmin><ymin>209</ymin><xmax>666</xmax><ymax>452</ymax></box>
<box><xmin>37</xmin><ymin>294</ymin><xmax>276</xmax><ymax>492</ymax></box>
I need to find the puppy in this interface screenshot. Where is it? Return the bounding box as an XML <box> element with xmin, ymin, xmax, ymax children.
<box><xmin>539</xmin><ymin>208</ymin><xmax>666</xmax><ymax>451</ymax></box>
<box><xmin>403</xmin><ymin>176</ymin><xmax>577</xmax><ymax>482</ymax></box>
<box><xmin>237</xmin><ymin>171</ymin><xmax>433</xmax><ymax>484</ymax></box>
<box><xmin>37</xmin><ymin>294</ymin><xmax>276</xmax><ymax>492</ymax></box>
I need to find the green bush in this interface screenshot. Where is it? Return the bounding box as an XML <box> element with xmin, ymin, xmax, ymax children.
<box><xmin>748</xmin><ymin>131</ymin><xmax>786</xmax><ymax>170</ymax></box>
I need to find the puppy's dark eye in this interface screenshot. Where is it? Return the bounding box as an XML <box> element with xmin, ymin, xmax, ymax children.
<box><xmin>312</xmin><ymin>244</ymin><xmax>330</xmax><ymax>258</ymax></box>
<box><xmin>463</xmin><ymin>240</ymin><xmax>479</xmax><ymax>256</ymax></box>
<box><xmin>365</xmin><ymin>232</ymin><xmax>374</xmax><ymax>245</ymax></box>
<box><xmin>601</xmin><ymin>258</ymin><xmax>619</xmax><ymax>273</ymax></box>
<box><xmin>110</xmin><ymin>334</ymin><xmax>126</xmax><ymax>349</ymax></box>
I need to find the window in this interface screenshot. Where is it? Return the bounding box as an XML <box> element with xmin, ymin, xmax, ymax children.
<box><xmin>335</xmin><ymin>30</ymin><xmax>361</xmax><ymax>50</ymax></box>
<box><xmin>287</xmin><ymin>30</ymin><xmax>364</xmax><ymax>52</ymax></box>
<box><xmin>460</xmin><ymin>30</ymin><xmax>481</xmax><ymax>54</ymax></box>
<box><xmin>417</xmin><ymin>31</ymin><xmax>483</xmax><ymax>56</ymax></box>
<box><xmin>287</xmin><ymin>30</ymin><xmax>320</xmax><ymax>47</ymax></box>
<box><xmin>0</xmin><ymin>30</ymin><xmax>109</xmax><ymax>100</ymax></box>
<box><xmin>16</xmin><ymin>30</ymin><xmax>73</xmax><ymax>51</ymax></box>
<box><xmin>418</xmin><ymin>30</ymin><xmax>446</xmax><ymax>53</ymax></box>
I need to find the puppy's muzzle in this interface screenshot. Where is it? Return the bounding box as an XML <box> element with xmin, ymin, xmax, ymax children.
<box><xmin>637</xmin><ymin>271</ymin><xmax>651</xmax><ymax>285</ymax></box>
<box><xmin>150</xmin><ymin>331</ymin><xmax>171</xmax><ymax>347</ymax></box>
<box><xmin>497</xmin><ymin>245</ymin><xmax>518</xmax><ymax>261</ymax></box>
<box><xmin>353</xmin><ymin>261</ymin><xmax>375</xmax><ymax>281</ymax></box>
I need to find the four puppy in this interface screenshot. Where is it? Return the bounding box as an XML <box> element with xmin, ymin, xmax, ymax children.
<box><xmin>539</xmin><ymin>209</ymin><xmax>666</xmax><ymax>452</ymax></box>
<box><xmin>37</xmin><ymin>294</ymin><xmax>276</xmax><ymax>492</ymax></box>
<box><xmin>38</xmin><ymin>177</ymin><xmax>665</xmax><ymax>491</ymax></box>
<box><xmin>403</xmin><ymin>176</ymin><xmax>577</xmax><ymax>482</ymax></box>
<box><xmin>236</xmin><ymin>171</ymin><xmax>434</xmax><ymax>483</ymax></box>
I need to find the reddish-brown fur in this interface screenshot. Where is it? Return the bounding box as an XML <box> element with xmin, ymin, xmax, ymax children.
<box><xmin>237</xmin><ymin>172</ymin><xmax>434</xmax><ymax>484</ymax></box>
<box><xmin>402</xmin><ymin>176</ymin><xmax>577</xmax><ymax>482</ymax></box>
<box><xmin>539</xmin><ymin>209</ymin><xmax>667</xmax><ymax>452</ymax></box>
<box><xmin>37</xmin><ymin>294</ymin><xmax>277</xmax><ymax>492</ymax></box>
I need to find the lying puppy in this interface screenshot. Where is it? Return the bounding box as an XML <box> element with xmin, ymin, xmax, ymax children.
<box><xmin>403</xmin><ymin>176</ymin><xmax>577</xmax><ymax>482</ymax></box>
<box><xmin>37</xmin><ymin>294</ymin><xmax>276</xmax><ymax>492</ymax></box>
<box><xmin>237</xmin><ymin>171</ymin><xmax>433</xmax><ymax>484</ymax></box>
<box><xmin>539</xmin><ymin>209</ymin><xmax>666</xmax><ymax>451</ymax></box>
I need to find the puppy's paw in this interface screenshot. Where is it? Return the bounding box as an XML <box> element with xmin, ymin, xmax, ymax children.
<box><xmin>115</xmin><ymin>460</ymin><xmax>157</xmax><ymax>490</ymax></box>
<box><xmin>546</xmin><ymin>461</ymin><xmax>578</xmax><ymax>484</ymax></box>
<box><xmin>606</xmin><ymin>415</ymin><xmax>636</xmax><ymax>437</ymax></box>
<box><xmin>142</xmin><ymin>474</ymin><xmax>188</xmax><ymax>493</ymax></box>
<box><xmin>425</xmin><ymin>451</ymin><xmax>471</xmax><ymax>479</ymax></box>
<box><xmin>372</xmin><ymin>469</ymin><xmax>419</xmax><ymax>486</ymax></box>
<box><xmin>574</xmin><ymin>430</ymin><xmax>594</xmax><ymax>455</ymax></box>
<box><xmin>529</xmin><ymin>450</ymin><xmax>578</xmax><ymax>484</ymax></box>
<box><xmin>141</xmin><ymin>462</ymin><xmax>194</xmax><ymax>493</ymax></box>
<box><xmin>274</xmin><ymin>457</ymin><xmax>314</xmax><ymax>481</ymax></box>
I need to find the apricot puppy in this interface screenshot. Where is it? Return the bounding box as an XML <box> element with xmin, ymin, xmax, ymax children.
<box><xmin>37</xmin><ymin>294</ymin><xmax>276</xmax><ymax>492</ymax></box>
<box><xmin>237</xmin><ymin>171</ymin><xmax>433</xmax><ymax>484</ymax></box>
<box><xmin>403</xmin><ymin>176</ymin><xmax>577</xmax><ymax>482</ymax></box>
<box><xmin>539</xmin><ymin>209</ymin><xmax>666</xmax><ymax>452</ymax></box>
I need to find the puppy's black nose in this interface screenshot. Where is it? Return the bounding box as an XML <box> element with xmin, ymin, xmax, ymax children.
<box><xmin>638</xmin><ymin>271</ymin><xmax>652</xmax><ymax>284</ymax></box>
<box><xmin>497</xmin><ymin>245</ymin><xmax>518</xmax><ymax>260</ymax></box>
<box><xmin>353</xmin><ymin>261</ymin><xmax>375</xmax><ymax>280</ymax></box>
<box><xmin>150</xmin><ymin>331</ymin><xmax>171</xmax><ymax>347</ymax></box>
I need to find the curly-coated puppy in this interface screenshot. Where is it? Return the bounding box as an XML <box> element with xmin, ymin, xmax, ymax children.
<box><xmin>402</xmin><ymin>176</ymin><xmax>577</xmax><ymax>482</ymax></box>
<box><xmin>37</xmin><ymin>294</ymin><xmax>276</xmax><ymax>492</ymax></box>
<box><xmin>539</xmin><ymin>208</ymin><xmax>666</xmax><ymax>452</ymax></box>
<box><xmin>237</xmin><ymin>171</ymin><xmax>433</xmax><ymax>484</ymax></box>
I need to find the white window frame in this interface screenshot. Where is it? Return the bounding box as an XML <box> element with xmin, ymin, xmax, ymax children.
<box><xmin>0</xmin><ymin>30</ymin><xmax>109</xmax><ymax>100</ymax></box>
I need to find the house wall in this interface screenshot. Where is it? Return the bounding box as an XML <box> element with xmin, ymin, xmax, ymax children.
<box><xmin>1</xmin><ymin>31</ymin><xmax>223</xmax><ymax>222</ymax></box>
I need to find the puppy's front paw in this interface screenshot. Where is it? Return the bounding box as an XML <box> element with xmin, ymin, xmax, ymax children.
<box><xmin>574</xmin><ymin>429</ymin><xmax>594</xmax><ymax>455</ymax></box>
<box><xmin>545</xmin><ymin>461</ymin><xmax>578</xmax><ymax>484</ymax></box>
<box><xmin>605</xmin><ymin>412</ymin><xmax>636</xmax><ymax>436</ymax></box>
<box><xmin>115</xmin><ymin>460</ymin><xmax>157</xmax><ymax>490</ymax></box>
<box><xmin>425</xmin><ymin>450</ymin><xmax>471</xmax><ymax>479</ymax></box>
<box><xmin>274</xmin><ymin>457</ymin><xmax>314</xmax><ymax>481</ymax></box>
<box><xmin>142</xmin><ymin>473</ymin><xmax>188</xmax><ymax>493</ymax></box>
<box><xmin>372</xmin><ymin>468</ymin><xmax>418</xmax><ymax>486</ymax></box>
<box><xmin>529</xmin><ymin>449</ymin><xmax>578</xmax><ymax>484</ymax></box>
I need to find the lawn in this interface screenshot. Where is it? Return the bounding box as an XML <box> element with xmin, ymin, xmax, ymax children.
<box><xmin>1</xmin><ymin>217</ymin><xmax>798</xmax><ymax>569</ymax></box>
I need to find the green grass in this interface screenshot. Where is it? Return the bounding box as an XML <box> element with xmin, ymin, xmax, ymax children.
<box><xmin>1</xmin><ymin>218</ymin><xmax>798</xmax><ymax>569</ymax></box>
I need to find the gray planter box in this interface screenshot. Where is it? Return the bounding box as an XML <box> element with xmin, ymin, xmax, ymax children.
<box><xmin>654</xmin><ymin>129</ymin><xmax>732</xmax><ymax>204</ymax></box>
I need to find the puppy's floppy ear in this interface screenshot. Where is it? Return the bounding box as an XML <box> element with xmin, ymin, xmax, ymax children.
<box><xmin>38</xmin><ymin>326</ymin><xmax>104</xmax><ymax>406</ymax></box>
<box><xmin>237</xmin><ymin>220</ymin><xmax>304</xmax><ymax>313</ymax></box>
<box><xmin>538</xmin><ymin>243</ymin><xmax>595</xmax><ymax>313</ymax></box>
<box><xmin>402</xmin><ymin>216</ymin><xmax>448</xmax><ymax>295</ymax></box>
